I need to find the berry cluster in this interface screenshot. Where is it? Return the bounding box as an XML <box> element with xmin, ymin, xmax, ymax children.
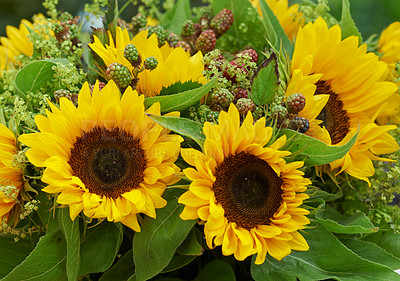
<box><xmin>54</xmin><ymin>89</ymin><xmax>78</xmax><ymax>105</ymax></box>
<box><xmin>52</xmin><ymin>12</ymin><xmax>80</xmax><ymax>48</ymax></box>
<box><xmin>106</xmin><ymin>63</ymin><xmax>133</xmax><ymax>89</ymax></box>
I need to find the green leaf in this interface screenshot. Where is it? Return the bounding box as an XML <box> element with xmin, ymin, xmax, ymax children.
<box><xmin>316</xmin><ymin>204</ymin><xmax>377</xmax><ymax>234</ymax></box>
<box><xmin>196</xmin><ymin>260</ymin><xmax>236</xmax><ymax>281</ymax></box>
<box><xmin>250</xmin><ymin>54</ymin><xmax>279</xmax><ymax>106</ymax></box>
<box><xmin>148</xmin><ymin>115</ymin><xmax>205</xmax><ymax>149</ymax></box>
<box><xmin>305</xmin><ymin>188</ymin><xmax>342</xmax><ymax>203</ymax></box>
<box><xmin>279</xmin><ymin>128</ymin><xmax>358</xmax><ymax>166</ymax></box>
<box><xmin>362</xmin><ymin>229</ymin><xmax>400</xmax><ymax>260</ymax></box>
<box><xmin>176</xmin><ymin>227</ymin><xmax>203</xmax><ymax>256</ymax></box>
<box><xmin>133</xmin><ymin>188</ymin><xmax>197</xmax><ymax>281</ymax></box>
<box><xmin>341</xmin><ymin>238</ymin><xmax>400</xmax><ymax>270</ymax></box>
<box><xmin>100</xmin><ymin>249</ymin><xmax>135</xmax><ymax>281</ymax></box>
<box><xmin>58</xmin><ymin>208</ymin><xmax>80</xmax><ymax>281</ymax></box>
<box><xmin>105</xmin><ymin>0</ymin><xmax>118</xmax><ymax>28</ymax></box>
<box><xmin>14</xmin><ymin>59</ymin><xmax>70</xmax><ymax>100</ymax></box>
<box><xmin>145</xmin><ymin>76</ymin><xmax>218</xmax><ymax>113</ymax></box>
<box><xmin>212</xmin><ymin>0</ymin><xmax>267</xmax><ymax>52</ymax></box>
<box><xmin>79</xmin><ymin>222</ymin><xmax>123</xmax><ymax>275</ymax></box>
<box><xmin>340</xmin><ymin>0</ymin><xmax>362</xmax><ymax>43</ymax></box>
<box><xmin>2</xmin><ymin>230</ymin><xmax>67</xmax><ymax>281</ymax></box>
<box><xmin>0</xmin><ymin>234</ymin><xmax>40</xmax><ymax>278</ymax></box>
<box><xmin>161</xmin><ymin>255</ymin><xmax>197</xmax><ymax>273</ymax></box>
<box><xmin>159</xmin><ymin>81</ymin><xmax>202</xmax><ymax>96</ymax></box>
<box><xmin>160</xmin><ymin>0</ymin><xmax>192</xmax><ymax>34</ymax></box>
<box><xmin>251</xmin><ymin>225</ymin><xmax>400</xmax><ymax>281</ymax></box>
<box><xmin>257</xmin><ymin>0</ymin><xmax>294</xmax><ymax>56</ymax></box>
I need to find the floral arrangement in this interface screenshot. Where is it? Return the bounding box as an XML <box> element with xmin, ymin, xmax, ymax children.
<box><xmin>0</xmin><ymin>0</ymin><xmax>399</xmax><ymax>280</ymax></box>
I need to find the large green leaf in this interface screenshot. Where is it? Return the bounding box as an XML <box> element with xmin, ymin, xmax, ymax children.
<box><xmin>148</xmin><ymin>115</ymin><xmax>205</xmax><ymax>149</ymax></box>
<box><xmin>341</xmin><ymin>238</ymin><xmax>400</xmax><ymax>270</ymax></box>
<box><xmin>362</xmin><ymin>229</ymin><xmax>400</xmax><ymax>260</ymax></box>
<box><xmin>160</xmin><ymin>0</ymin><xmax>192</xmax><ymax>34</ymax></box>
<box><xmin>100</xmin><ymin>249</ymin><xmax>135</xmax><ymax>281</ymax></box>
<box><xmin>279</xmin><ymin>128</ymin><xmax>358</xmax><ymax>166</ymax></box>
<box><xmin>2</xmin><ymin>230</ymin><xmax>67</xmax><ymax>281</ymax></box>
<box><xmin>58</xmin><ymin>208</ymin><xmax>80</xmax><ymax>281</ymax></box>
<box><xmin>196</xmin><ymin>260</ymin><xmax>236</xmax><ymax>281</ymax></box>
<box><xmin>161</xmin><ymin>255</ymin><xmax>197</xmax><ymax>274</ymax></box>
<box><xmin>212</xmin><ymin>0</ymin><xmax>267</xmax><ymax>52</ymax></box>
<box><xmin>175</xmin><ymin>227</ymin><xmax>203</xmax><ymax>256</ymax></box>
<box><xmin>79</xmin><ymin>222</ymin><xmax>123</xmax><ymax>275</ymax></box>
<box><xmin>145</xmin><ymin>77</ymin><xmax>218</xmax><ymax>113</ymax></box>
<box><xmin>133</xmin><ymin>188</ymin><xmax>197</xmax><ymax>281</ymax></box>
<box><xmin>14</xmin><ymin>59</ymin><xmax>70</xmax><ymax>98</ymax></box>
<box><xmin>257</xmin><ymin>0</ymin><xmax>293</xmax><ymax>56</ymax></box>
<box><xmin>316</xmin><ymin>204</ymin><xmax>377</xmax><ymax>234</ymax></box>
<box><xmin>250</xmin><ymin>55</ymin><xmax>279</xmax><ymax>106</ymax></box>
<box><xmin>251</xmin><ymin>225</ymin><xmax>400</xmax><ymax>281</ymax></box>
<box><xmin>0</xmin><ymin>234</ymin><xmax>39</xmax><ymax>278</ymax></box>
<box><xmin>340</xmin><ymin>0</ymin><xmax>362</xmax><ymax>43</ymax></box>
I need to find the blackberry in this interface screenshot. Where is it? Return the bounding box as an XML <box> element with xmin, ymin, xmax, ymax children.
<box><xmin>124</xmin><ymin>44</ymin><xmax>141</xmax><ymax>67</ymax></box>
<box><xmin>167</xmin><ymin>32</ymin><xmax>179</xmax><ymax>47</ymax></box>
<box><xmin>144</xmin><ymin>57</ymin><xmax>158</xmax><ymax>70</ymax></box>
<box><xmin>288</xmin><ymin>116</ymin><xmax>310</xmax><ymax>133</ymax></box>
<box><xmin>210</xmin><ymin>8</ymin><xmax>234</xmax><ymax>37</ymax></box>
<box><xmin>175</xmin><ymin>41</ymin><xmax>192</xmax><ymax>53</ymax></box>
<box><xmin>147</xmin><ymin>25</ymin><xmax>169</xmax><ymax>46</ymax></box>
<box><xmin>54</xmin><ymin>89</ymin><xmax>72</xmax><ymax>102</ymax></box>
<box><xmin>286</xmin><ymin>93</ymin><xmax>306</xmax><ymax>114</ymax></box>
<box><xmin>195</xmin><ymin>30</ymin><xmax>216</xmax><ymax>54</ymax></box>
<box><xmin>181</xmin><ymin>20</ymin><xmax>195</xmax><ymax>37</ymax></box>
<box><xmin>106</xmin><ymin>63</ymin><xmax>133</xmax><ymax>89</ymax></box>
<box><xmin>236</xmin><ymin>98</ymin><xmax>256</xmax><ymax>116</ymax></box>
<box><xmin>212</xmin><ymin>88</ymin><xmax>234</xmax><ymax>109</ymax></box>
<box><xmin>90</xmin><ymin>82</ymin><xmax>106</xmax><ymax>93</ymax></box>
<box><xmin>270</xmin><ymin>104</ymin><xmax>288</xmax><ymax>122</ymax></box>
<box><xmin>131</xmin><ymin>13</ymin><xmax>147</xmax><ymax>33</ymax></box>
<box><xmin>233</xmin><ymin>88</ymin><xmax>248</xmax><ymax>101</ymax></box>
<box><xmin>239</xmin><ymin>49</ymin><xmax>258</xmax><ymax>63</ymax></box>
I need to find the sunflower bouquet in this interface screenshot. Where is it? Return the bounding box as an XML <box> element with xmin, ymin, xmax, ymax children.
<box><xmin>0</xmin><ymin>0</ymin><xmax>400</xmax><ymax>280</ymax></box>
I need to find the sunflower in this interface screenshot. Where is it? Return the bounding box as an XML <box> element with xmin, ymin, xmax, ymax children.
<box><xmin>290</xmin><ymin>17</ymin><xmax>399</xmax><ymax>183</ymax></box>
<box><xmin>178</xmin><ymin>104</ymin><xmax>310</xmax><ymax>264</ymax></box>
<box><xmin>89</xmin><ymin>27</ymin><xmax>206</xmax><ymax>97</ymax></box>
<box><xmin>0</xmin><ymin>124</ymin><xmax>23</xmax><ymax>227</ymax></box>
<box><xmin>249</xmin><ymin>0</ymin><xmax>304</xmax><ymax>40</ymax></box>
<box><xmin>19</xmin><ymin>80</ymin><xmax>183</xmax><ymax>231</ymax></box>
<box><xmin>377</xmin><ymin>21</ymin><xmax>400</xmax><ymax>124</ymax></box>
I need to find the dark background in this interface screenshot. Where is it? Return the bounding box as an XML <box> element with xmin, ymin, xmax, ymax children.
<box><xmin>0</xmin><ymin>0</ymin><xmax>399</xmax><ymax>39</ymax></box>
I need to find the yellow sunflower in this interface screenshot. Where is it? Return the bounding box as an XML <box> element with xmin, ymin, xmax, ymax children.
<box><xmin>249</xmin><ymin>0</ymin><xmax>304</xmax><ymax>40</ymax></box>
<box><xmin>19</xmin><ymin>80</ymin><xmax>183</xmax><ymax>231</ymax></box>
<box><xmin>178</xmin><ymin>104</ymin><xmax>311</xmax><ymax>264</ymax></box>
<box><xmin>377</xmin><ymin>21</ymin><xmax>400</xmax><ymax>124</ymax></box>
<box><xmin>0</xmin><ymin>124</ymin><xmax>23</xmax><ymax>226</ymax></box>
<box><xmin>89</xmin><ymin>27</ymin><xmax>206</xmax><ymax>97</ymax></box>
<box><xmin>291</xmin><ymin>17</ymin><xmax>399</xmax><ymax>183</ymax></box>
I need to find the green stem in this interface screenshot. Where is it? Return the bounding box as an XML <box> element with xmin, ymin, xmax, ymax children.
<box><xmin>119</xmin><ymin>0</ymin><xmax>134</xmax><ymax>16</ymax></box>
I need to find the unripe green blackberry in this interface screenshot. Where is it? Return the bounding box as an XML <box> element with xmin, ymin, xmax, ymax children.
<box><xmin>182</xmin><ymin>20</ymin><xmax>195</xmax><ymax>37</ymax></box>
<box><xmin>288</xmin><ymin>116</ymin><xmax>310</xmax><ymax>133</ymax></box>
<box><xmin>236</xmin><ymin>98</ymin><xmax>255</xmax><ymax>116</ymax></box>
<box><xmin>210</xmin><ymin>8</ymin><xmax>234</xmax><ymax>37</ymax></box>
<box><xmin>54</xmin><ymin>89</ymin><xmax>72</xmax><ymax>101</ymax></box>
<box><xmin>131</xmin><ymin>13</ymin><xmax>147</xmax><ymax>32</ymax></box>
<box><xmin>144</xmin><ymin>57</ymin><xmax>158</xmax><ymax>70</ymax></box>
<box><xmin>106</xmin><ymin>63</ymin><xmax>133</xmax><ymax>89</ymax></box>
<box><xmin>175</xmin><ymin>41</ymin><xmax>192</xmax><ymax>53</ymax></box>
<box><xmin>286</xmin><ymin>93</ymin><xmax>306</xmax><ymax>114</ymax></box>
<box><xmin>195</xmin><ymin>30</ymin><xmax>216</xmax><ymax>54</ymax></box>
<box><xmin>124</xmin><ymin>44</ymin><xmax>141</xmax><ymax>67</ymax></box>
<box><xmin>167</xmin><ymin>32</ymin><xmax>179</xmax><ymax>47</ymax></box>
<box><xmin>147</xmin><ymin>25</ymin><xmax>168</xmax><ymax>46</ymax></box>
<box><xmin>212</xmin><ymin>88</ymin><xmax>234</xmax><ymax>109</ymax></box>
<box><xmin>270</xmin><ymin>104</ymin><xmax>288</xmax><ymax>122</ymax></box>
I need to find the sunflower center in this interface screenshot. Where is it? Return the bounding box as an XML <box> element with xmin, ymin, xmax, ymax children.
<box><xmin>68</xmin><ymin>126</ymin><xmax>147</xmax><ymax>198</ymax></box>
<box><xmin>315</xmin><ymin>80</ymin><xmax>350</xmax><ymax>145</ymax></box>
<box><xmin>213</xmin><ymin>152</ymin><xmax>283</xmax><ymax>230</ymax></box>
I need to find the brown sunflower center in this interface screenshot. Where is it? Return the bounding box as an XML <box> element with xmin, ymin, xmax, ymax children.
<box><xmin>315</xmin><ymin>80</ymin><xmax>350</xmax><ymax>145</ymax></box>
<box><xmin>68</xmin><ymin>126</ymin><xmax>147</xmax><ymax>198</ymax></box>
<box><xmin>213</xmin><ymin>152</ymin><xmax>283</xmax><ymax>230</ymax></box>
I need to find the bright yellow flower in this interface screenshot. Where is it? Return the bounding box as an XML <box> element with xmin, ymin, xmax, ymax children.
<box><xmin>291</xmin><ymin>17</ymin><xmax>399</xmax><ymax>183</ymax></box>
<box><xmin>89</xmin><ymin>27</ymin><xmax>206</xmax><ymax>97</ymax></box>
<box><xmin>179</xmin><ymin>104</ymin><xmax>311</xmax><ymax>264</ymax></box>
<box><xmin>0</xmin><ymin>124</ymin><xmax>23</xmax><ymax>226</ymax></box>
<box><xmin>249</xmin><ymin>0</ymin><xmax>304</xmax><ymax>40</ymax></box>
<box><xmin>19</xmin><ymin>81</ymin><xmax>183</xmax><ymax>231</ymax></box>
<box><xmin>377</xmin><ymin>21</ymin><xmax>400</xmax><ymax>124</ymax></box>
